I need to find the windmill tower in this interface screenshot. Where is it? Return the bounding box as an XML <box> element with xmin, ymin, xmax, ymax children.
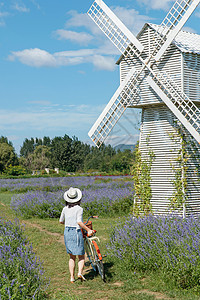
<box><xmin>87</xmin><ymin>0</ymin><xmax>200</xmax><ymax>218</ymax></box>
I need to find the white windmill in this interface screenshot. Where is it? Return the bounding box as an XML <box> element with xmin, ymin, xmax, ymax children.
<box><xmin>87</xmin><ymin>0</ymin><xmax>200</xmax><ymax>218</ymax></box>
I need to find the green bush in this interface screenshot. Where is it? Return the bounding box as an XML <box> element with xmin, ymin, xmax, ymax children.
<box><xmin>4</xmin><ymin>165</ymin><xmax>26</xmax><ymax>176</ymax></box>
<box><xmin>82</xmin><ymin>196</ymin><xmax>133</xmax><ymax>217</ymax></box>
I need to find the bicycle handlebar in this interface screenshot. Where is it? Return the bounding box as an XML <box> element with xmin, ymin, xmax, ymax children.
<box><xmin>84</xmin><ymin>215</ymin><xmax>99</xmax><ymax>225</ymax></box>
<box><xmin>83</xmin><ymin>216</ymin><xmax>99</xmax><ymax>237</ymax></box>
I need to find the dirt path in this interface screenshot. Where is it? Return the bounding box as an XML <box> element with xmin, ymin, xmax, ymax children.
<box><xmin>22</xmin><ymin>220</ymin><xmax>65</xmax><ymax>245</ymax></box>
<box><xmin>22</xmin><ymin>220</ymin><xmax>171</xmax><ymax>300</ymax></box>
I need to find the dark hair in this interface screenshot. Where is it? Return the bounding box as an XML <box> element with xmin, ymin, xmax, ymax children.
<box><xmin>65</xmin><ymin>200</ymin><xmax>81</xmax><ymax>208</ymax></box>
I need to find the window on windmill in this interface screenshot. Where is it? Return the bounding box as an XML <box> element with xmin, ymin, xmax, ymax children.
<box><xmin>189</xmin><ymin>71</ymin><xmax>199</xmax><ymax>101</ymax></box>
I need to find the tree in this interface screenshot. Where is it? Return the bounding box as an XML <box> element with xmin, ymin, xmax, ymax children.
<box><xmin>31</xmin><ymin>145</ymin><xmax>52</xmax><ymax>170</ymax></box>
<box><xmin>71</xmin><ymin>137</ymin><xmax>90</xmax><ymax>172</ymax></box>
<box><xmin>111</xmin><ymin>149</ymin><xmax>133</xmax><ymax>173</ymax></box>
<box><xmin>20</xmin><ymin>138</ymin><xmax>35</xmax><ymax>157</ymax></box>
<box><xmin>51</xmin><ymin>135</ymin><xmax>73</xmax><ymax>172</ymax></box>
<box><xmin>21</xmin><ymin>145</ymin><xmax>52</xmax><ymax>171</ymax></box>
<box><xmin>0</xmin><ymin>143</ymin><xmax>18</xmax><ymax>172</ymax></box>
<box><xmin>0</xmin><ymin>136</ymin><xmax>13</xmax><ymax>146</ymax></box>
<box><xmin>20</xmin><ymin>136</ymin><xmax>51</xmax><ymax>157</ymax></box>
<box><xmin>43</xmin><ymin>136</ymin><xmax>51</xmax><ymax>147</ymax></box>
<box><xmin>83</xmin><ymin>144</ymin><xmax>117</xmax><ymax>172</ymax></box>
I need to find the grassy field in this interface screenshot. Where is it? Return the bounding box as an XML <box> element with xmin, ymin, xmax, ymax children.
<box><xmin>1</xmin><ymin>192</ymin><xmax>200</xmax><ymax>300</ymax></box>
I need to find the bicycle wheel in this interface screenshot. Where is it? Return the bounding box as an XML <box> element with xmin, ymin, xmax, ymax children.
<box><xmin>84</xmin><ymin>238</ymin><xmax>97</xmax><ymax>272</ymax></box>
<box><xmin>92</xmin><ymin>240</ymin><xmax>105</xmax><ymax>281</ymax></box>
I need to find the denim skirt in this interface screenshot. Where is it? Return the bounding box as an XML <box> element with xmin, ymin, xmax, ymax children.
<box><xmin>64</xmin><ymin>227</ymin><xmax>85</xmax><ymax>256</ymax></box>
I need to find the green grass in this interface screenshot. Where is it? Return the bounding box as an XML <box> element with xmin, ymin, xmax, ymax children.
<box><xmin>1</xmin><ymin>192</ymin><xmax>200</xmax><ymax>299</ymax></box>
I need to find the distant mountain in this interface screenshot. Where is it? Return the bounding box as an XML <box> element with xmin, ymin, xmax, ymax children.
<box><xmin>114</xmin><ymin>144</ymin><xmax>135</xmax><ymax>152</ymax></box>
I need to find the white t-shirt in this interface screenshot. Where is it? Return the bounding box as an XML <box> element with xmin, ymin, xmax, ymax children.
<box><xmin>59</xmin><ymin>205</ymin><xmax>83</xmax><ymax>229</ymax></box>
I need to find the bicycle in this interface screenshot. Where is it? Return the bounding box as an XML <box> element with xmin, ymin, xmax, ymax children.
<box><xmin>82</xmin><ymin>216</ymin><xmax>105</xmax><ymax>281</ymax></box>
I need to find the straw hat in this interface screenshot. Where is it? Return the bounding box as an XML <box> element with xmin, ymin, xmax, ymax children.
<box><xmin>63</xmin><ymin>187</ymin><xmax>82</xmax><ymax>203</ymax></box>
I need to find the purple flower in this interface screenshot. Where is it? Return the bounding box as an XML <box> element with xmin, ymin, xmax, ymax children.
<box><xmin>107</xmin><ymin>214</ymin><xmax>200</xmax><ymax>288</ymax></box>
<box><xmin>0</xmin><ymin>217</ymin><xmax>48</xmax><ymax>298</ymax></box>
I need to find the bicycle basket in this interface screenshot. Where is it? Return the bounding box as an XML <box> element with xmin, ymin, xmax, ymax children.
<box><xmin>81</xmin><ymin>221</ymin><xmax>93</xmax><ymax>237</ymax></box>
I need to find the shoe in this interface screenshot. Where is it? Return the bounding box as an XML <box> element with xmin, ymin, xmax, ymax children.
<box><xmin>70</xmin><ymin>278</ymin><xmax>75</xmax><ymax>283</ymax></box>
<box><xmin>78</xmin><ymin>274</ymin><xmax>86</xmax><ymax>282</ymax></box>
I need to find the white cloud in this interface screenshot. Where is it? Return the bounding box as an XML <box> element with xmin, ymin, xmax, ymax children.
<box><xmin>0</xmin><ymin>11</ymin><xmax>9</xmax><ymax>26</ymax></box>
<box><xmin>54</xmin><ymin>29</ymin><xmax>93</xmax><ymax>45</ymax></box>
<box><xmin>8</xmin><ymin>7</ymin><xmax>150</xmax><ymax>71</ymax></box>
<box><xmin>0</xmin><ymin>104</ymin><xmax>140</xmax><ymax>151</ymax></box>
<box><xmin>8</xmin><ymin>47</ymin><xmax>117</xmax><ymax>71</ymax></box>
<box><xmin>112</xmin><ymin>6</ymin><xmax>151</xmax><ymax>34</ymax></box>
<box><xmin>90</xmin><ymin>55</ymin><xmax>116</xmax><ymax>71</ymax></box>
<box><xmin>8</xmin><ymin>48</ymin><xmax>58</xmax><ymax>67</ymax></box>
<box><xmin>65</xmin><ymin>7</ymin><xmax>150</xmax><ymax>36</ymax></box>
<box><xmin>55</xmin><ymin>49</ymin><xmax>95</xmax><ymax>57</ymax></box>
<box><xmin>65</xmin><ymin>10</ymin><xmax>100</xmax><ymax>36</ymax></box>
<box><xmin>29</xmin><ymin>0</ymin><xmax>40</xmax><ymax>10</ymax></box>
<box><xmin>11</xmin><ymin>3</ymin><xmax>30</xmax><ymax>13</ymax></box>
<box><xmin>137</xmin><ymin>0</ymin><xmax>174</xmax><ymax>10</ymax></box>
<box><xmin>0</xmin><ymin>11</ymin><xmax>9</xmax><ymax>17</ymax></box>
<box><xmin>55</xmin><ymin>49</ymin><xmax>116</xmax><ymax>70</ymax></box>
<box><xmin>0</xmin><ymin>105</ymin><xmax>102</xmax><ymax>132</ymax></box>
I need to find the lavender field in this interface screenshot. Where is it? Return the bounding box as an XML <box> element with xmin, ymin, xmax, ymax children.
<box><xmin>0</xmin><ymin>218</ymin><xmax>47</xmax><ymax>299</ymax></box>
<box><xmin>9</xmin><ymin>176</ymin><xmax>134</xmax><ymax>218</ymax></box>
<box><xmin>2</xmin><ymin>175</ymin><xmax>200</xmax><ymax>296</ymax></box>
<box><xmin>109</xmin><ymin>214</ymin><xmax>200</xmax><ymax>289</ymax></box>
<box><xmin>0</xmin><ymin>175</ymin><xmax>131</xmax><ymax>192</ymax></box>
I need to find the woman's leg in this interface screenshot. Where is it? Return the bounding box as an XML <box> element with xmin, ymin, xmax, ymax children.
<box><xmin>78</xmin><ymin>255</ymin><xmax>85</xmax><ymax>275</ymax></box>
<box><xmin>69</xmin><ymin>254</ymin><xmax>76</xmax><ymax>281</ymax></box>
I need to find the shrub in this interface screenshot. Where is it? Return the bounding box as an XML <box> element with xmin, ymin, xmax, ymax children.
<box><xmin>0</xmin><ymin>218</ymin><xmax>48</xmax><ymax>299</ymax></box>
<box><xmin>108</xmin><ymin>214</ymin><xmax>200</xmax><ymax>289</ymax></box>
<box><xmin>4</xmin><ymin>165</ymin><xmax>26</xmax><ymax>176</ymax></box>
<box><xmin>82</xmin><ymin>196</ymin><xmax>133</xmax><ymax>217</ymax></box>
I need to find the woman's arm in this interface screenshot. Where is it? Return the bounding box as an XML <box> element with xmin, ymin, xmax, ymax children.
<box><xmin>78</xmin><ymin>221</ymin><xmax>94</xmax><ymax>236</ymax></box>
<box><xmin>59</xmin><ymin>208</ymin><xmax>65</xmax><ymax>224</ymax></box>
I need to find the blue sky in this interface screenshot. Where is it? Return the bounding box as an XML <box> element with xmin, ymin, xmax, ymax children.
<box><xmin>1</xmin><ymin>0</ymin><xmax>200</xmax><ymax>153</ymax></box>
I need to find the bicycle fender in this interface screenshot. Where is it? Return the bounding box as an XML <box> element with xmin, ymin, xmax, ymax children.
<box><xmin>92</xmin><ymin>240</ymin><xmax>103</xmax><ymax>261</ymax></box>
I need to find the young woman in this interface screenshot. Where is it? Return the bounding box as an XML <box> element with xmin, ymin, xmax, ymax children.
<box><xmin>59</xmin><ymin>187</ymin><xmax>94</xmax><ymax>283</ymax></box>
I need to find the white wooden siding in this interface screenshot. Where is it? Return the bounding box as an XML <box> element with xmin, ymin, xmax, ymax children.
<box><xmin>140</xmin><ymin>105</ymin><xmax>200</xmax><ymax>217</ymax></box>
<box><xmin>183</xmin><ymin>53</ymin><xmax>200</xmax><ymax>102</ymax></box>
<box><xmin>140</xmin><ymin>105</ymin><xmax>181</xmax><ymax>215</ymax></box>
<box><xmin>119</xmin><ymin>23</ymin><xmax>200</xmax><ymax>217</ymax></box>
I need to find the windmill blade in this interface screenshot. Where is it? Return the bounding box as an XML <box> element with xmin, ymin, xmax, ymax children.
<box><xmin>146</xmin><ymin>68</ymin><xmax>200</xmax><ymax>143</ymax></box>
<box><xmin>89</xmin><ymin>56</ymin><xmax>200</xmax><ymax>147</ymax></box>
<box><xmin>153</xmin><ymin>0</ymin><xmax>200</xmax><ymax>61</ymax></box>
<box><xmin>87</xmin><ymin>0</ymin><xmax>200</xmax><ymax>147</ymax></box>
<box><xmin>88</xmin><ymin>66</ymin><xmax>143</xmax><ymax>147</ymax></box>
<box><xmin>87</xmin><ymin>0</ymin><xmax>144</xmax><ymax>56</ymax></box>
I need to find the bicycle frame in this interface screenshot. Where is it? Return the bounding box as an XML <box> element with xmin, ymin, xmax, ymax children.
<box><xmin>83</xmin><ymin>216</ymin><xmax>105</xmax><ymax>281</ymax></box>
